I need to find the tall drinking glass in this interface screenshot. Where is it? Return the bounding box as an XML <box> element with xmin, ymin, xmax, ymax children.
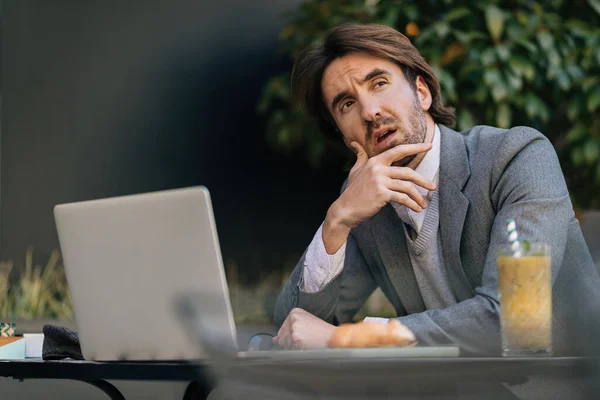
<box><xmin>497</xmin><ymin>243</ymin><xmax>552</xmax><ymax>356</ymax></box>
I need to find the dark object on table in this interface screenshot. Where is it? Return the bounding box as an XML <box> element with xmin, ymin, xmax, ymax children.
<box><xmin>42</xmin><ymin>324</ymin><xmax>84</xmax><ymax>360</ymax></box>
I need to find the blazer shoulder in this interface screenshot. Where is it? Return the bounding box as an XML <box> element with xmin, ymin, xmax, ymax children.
<box><xmin>462</xmin><ymin>125</ymin><xmax>553</xmax><ymax>166</ymax></box>
<box><xmin>463</xmin><ymin>125</ymin><xmax>546</xmax><ymax>145</ymax></box>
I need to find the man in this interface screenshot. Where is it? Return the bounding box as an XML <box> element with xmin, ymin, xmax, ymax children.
<box><xmin>273</xmin><ymin>23</ymin><xmax>600</xmax><ymax>356</ymax></box>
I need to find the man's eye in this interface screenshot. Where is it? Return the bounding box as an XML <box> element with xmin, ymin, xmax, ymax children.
<box><xmin>341</xmin><ymin>100</ymin><xmax>355</xmax><ymax>111</ymax></box>
<box><xmin>374</xmin><ymin>81</ymin><xmax>387</xmax><ymax>88</ymax></box>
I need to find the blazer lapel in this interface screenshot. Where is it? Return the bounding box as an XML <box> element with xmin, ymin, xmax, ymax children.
<box><xmin>439</xmin><ymin>125</ymin><xmax>475</xmax><ymax>301</ymax></box>
<box><xmin>369</xmin><ymin>205</ymin><xmax>426</xmax><ymax>314</ymax></box>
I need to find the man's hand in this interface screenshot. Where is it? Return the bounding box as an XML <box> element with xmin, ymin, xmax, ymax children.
<box><xmin>273</xmin><ymin>308</ymin><xmax>336</xmax><ymax>350</ymax></box>
<box><xmin>323</xmin><ymin>142</ymin><xmax>436</xmax><ymax>253</ymax></box>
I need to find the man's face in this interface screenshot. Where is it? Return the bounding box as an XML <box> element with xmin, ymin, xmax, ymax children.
<box><xmin>321</xmin><ymin>52</ymin><xmax>432</xmax><ymax>167</ymax></box>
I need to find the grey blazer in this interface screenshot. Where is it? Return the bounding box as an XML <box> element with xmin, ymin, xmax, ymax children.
<box><xmin>274</xmin><ymin>125</ymin><xmax>600</xmax><ymax>355</ymax></box>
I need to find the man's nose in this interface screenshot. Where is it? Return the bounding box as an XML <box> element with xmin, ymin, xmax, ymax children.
<box><xmin>360</xmin><ymin>97</ymin><xmax>382</xmax><ymax>122</ymax></box>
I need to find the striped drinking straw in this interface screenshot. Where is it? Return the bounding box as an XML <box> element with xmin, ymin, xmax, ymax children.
<box><xmin>506</xmin><ymin>218</ymin><xmax>522</xmax><ymax>257</ymax></box>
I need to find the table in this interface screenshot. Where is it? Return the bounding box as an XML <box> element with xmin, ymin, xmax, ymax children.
<box><xmin>219</xmin><ymin>356</ymin><xmax>598</xmax><ymax>398</ymax></box>
<box><xmin>0</xmin><ymin>357</ymin><xmax>596</xmax><ymax>399</ymax></box>
<box><xmin>0</xmin><ymin>359</ymin><xmax>211</xmax><ymax>400</ymax></box>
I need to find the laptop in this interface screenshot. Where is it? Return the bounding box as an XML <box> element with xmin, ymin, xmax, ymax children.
<box><xmin>55</xmin><ymin>186</ymin><xmax>459</xmax><ymax>361</ymax></box>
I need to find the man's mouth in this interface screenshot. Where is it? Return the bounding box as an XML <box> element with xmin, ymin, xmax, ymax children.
<box><xmin>377</xmin><ymin>129</ymin><xmax>396</xmax><ymax>143</ymax></box>
<box><xmin>374</xmin><ymin>128</ymin><xmax>397</xmax><ymax>150</ymax></box>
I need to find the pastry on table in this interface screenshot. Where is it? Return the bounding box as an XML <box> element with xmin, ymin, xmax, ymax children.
<box><xmin>328</xmin><ymin>319</ymin><xmax>417</xmax><ymax>348</ymax></box>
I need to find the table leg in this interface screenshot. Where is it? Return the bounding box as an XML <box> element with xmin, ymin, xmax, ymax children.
<box><xmin>182</xmin><ymin>380</ymin><xmax>213</xmax><ymax>400</ymax></box>
<box><xmin>82</xmin><ymin>380</ymin><xmax>126</xmax><ymax>400</ymax></box>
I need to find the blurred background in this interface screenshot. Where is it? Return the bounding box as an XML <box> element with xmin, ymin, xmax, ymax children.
<box><xmin>1</xmin><ymin>0</ymin><xmax>599</xmax><ymax>398</ymax></box>
<box><xmin>1</xmin><ymin>0</ymin><xmax>599</xmax><ymax>330</ymax></box>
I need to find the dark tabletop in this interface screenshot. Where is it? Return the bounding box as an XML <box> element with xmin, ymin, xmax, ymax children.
<box><xmin>0</xmin><ymin>356</ymin><xmax>594</xmax><ymax>383</ymax></box>
<box><xmin>0</xmin><ymin>359</ymin><xmax>204</xmax><ymax>381</ymax></box>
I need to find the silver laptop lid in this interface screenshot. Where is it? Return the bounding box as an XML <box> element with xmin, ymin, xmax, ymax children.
<box><xmin>54</xmin><ymin>186</ymin><xmax>237</xmax><ymax>360</ymax></box>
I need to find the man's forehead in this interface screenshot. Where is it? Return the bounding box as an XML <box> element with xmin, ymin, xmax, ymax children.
<box><xmin>324</xmin><ymin>54</ymin><xmax>392</xmax><ymax>82</ymax></box>
<box><xmin>321</xmin><ymin>53</ymin><xmax>398</xmax><ymax>97</ymax></box>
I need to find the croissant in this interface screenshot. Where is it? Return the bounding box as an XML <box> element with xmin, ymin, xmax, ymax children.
<box><xmin>328</xmin><ymin>320</ymin><xmax>417</xmax><ymax>348</ymax></box>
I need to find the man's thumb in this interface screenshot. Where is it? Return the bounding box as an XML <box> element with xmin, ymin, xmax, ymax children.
<box><xmin>349</xmin><ymin>142</ymin><xmax>367</xmax><ymax>164</ymax></box>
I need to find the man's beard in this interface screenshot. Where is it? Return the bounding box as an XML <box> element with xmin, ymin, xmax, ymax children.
<box><xmin>365</xmin><ymin>95</ymin><xmax>427</xmax><ymax>167</ymax></box>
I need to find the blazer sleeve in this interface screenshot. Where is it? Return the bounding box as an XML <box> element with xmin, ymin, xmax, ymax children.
<box><xmin>397</xmin><ymin>127</ymin><xmax>575</xmax><ymax>355</ymax></box>
<box><xmin>274</xmin><ymin>232</ymin><xmax>377</xmax><ymax>330</ymax></box>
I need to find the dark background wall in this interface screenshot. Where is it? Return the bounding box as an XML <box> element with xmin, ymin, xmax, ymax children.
<box><xmin>1</xmin><ymin>0</ymin><xmax>347</xmax><ymax>282</ymax></box>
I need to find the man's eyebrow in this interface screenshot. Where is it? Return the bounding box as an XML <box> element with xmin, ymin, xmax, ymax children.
<box><xmin>331</xmin><ymin>91</ymin><xmax>350</xmax><ymax>112</ymax></box>
<box><xmin>330</xmin><ymin>68</ymin><xmax>391</xmax><ymax>111</ymax></box>
<box><xmin>363</xmin><ymin>68</ymin><xmax>390</xmax><ymax>83</ymax></box>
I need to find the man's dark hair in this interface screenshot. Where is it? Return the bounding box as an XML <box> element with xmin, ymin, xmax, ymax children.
<box><xmin>292</xmin><ymin>23</ymin><xmax>456</xmax><ymax>145</ymax></box>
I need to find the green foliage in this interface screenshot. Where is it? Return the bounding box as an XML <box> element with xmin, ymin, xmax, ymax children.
<box><xmin>0</xmin><ymin>249</ymin><xmax>398</xmax><ymax>322</ymax></box>
<box><xmin>0</xmin><ymin>248</ymin><xmax>73</xmax><ymax>319</ymax></box>
<box><xmin>259</xmin><ymin>0</ymin><xmax>600</xmax><ymax>208</ymax></box>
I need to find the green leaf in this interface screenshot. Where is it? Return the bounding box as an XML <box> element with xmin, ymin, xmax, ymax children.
<box><xmin>516</xmin><ymin>11</ymin><xmax>529</xmax><ymax>26</ymax></box>
<box><xmin>485</xmin><ymin>5</ymin><xmax>505</xmax><ymax>42</ymax></box>
<box><xmin>588</xmin><ymin>0</ymin><xmax>600</xmax><ymax>16</ymax></box>
<box><xmin>587</xmin><ymin>87</ymin><xmax>600</xmax><ymax>112</ymax></box>
<box><xmin>565</xmin><ymin>64</ymin><xmax>584</xmax><ymax>81</ymax></box>
<box><xmin>547</xmin><ymin>65</ymin><xmax>560</xmax><ymax>80</ymax></box>
<box><xmin>491</xmin><ymin>84</ymin><xmax>509</xmax><ymax>102</ymax></box>
<box><xmin>381</xmin><ymin>7</ymin><xmax>400</xmax><ymax>27</ymax></box>
<box><xmin>453</xmin><ymin>30</ymin><xmax>472</xmax><ymax>44</ymax></box>
<box><xmin>572</xmin><ymin>146</ymin><xmax>584</xmax><ymax>167</ymax></box>
<box><xmin>557</xmin><ymin>70</ymin><xmax>571</xmax><ymax>91</ymax></box>
<box><xmin>496</xmin><ymin>103</ymin><xmax>512</xmax><ymax>128</ymax></box>
<box><xmin>524</xmin><ymin>93</ymin><xmax>550</xmax><ymax>122</ymax></box>
<box><xmin>537</xmin><ymin>31</ymin><xmax>555</xmax><ymax>51</ymax></box>
<box><xmin>446</xmin><ymin>7</ymin><xmax>471</xmax><ymax>21</ymax></box>
<box><xmin>505</xmin><ymin>70</ymin><xmax>523</xmax><ymax>91</ymax></box>
<box><xmin>565</xmin><ymin>19</ymin><xmax>592</xmax><ymax>37</ymax></box>
<box><xmin>584</xmin><ymin>140</ymin><xmax>600</xmax><ymax>165</ymax></box>
<box><xmin>484</xmin><ymin>69</ymin><xmax>509</xmax><ymax>101</ymax></box>
<box><xmin>512</xmin><ymin>95</ymin><xmax>525</xmax><ymax>108</ymax></box>
<box><xmin>544</xmin><ymin>13</ymin><xmax>562</xmax><ymax>30</ymax></box>
<box><xmin>506</xmin><ymin>24</ymin><xmax>527</xmax><ymax>41</ymax></box>
<box><xmin>509</xmin><ymin>56</ymin><xmax>536</xmax><ymax>81</ymax></box>
<box><xmin>563</xmin><ymin>35</ymin><xmax>576</xmax><ymax>53</ymax></box>
<box><xmin>516</xmin><ymin>39</ymin><xmax>538</xmax><ymax>54</ymax></box>
<box><xmin>277</xmin><ymin>127</ymin><xmax>291</xmax><ymax>147</ymax></box>
<box><xmin>496</xmin><ymin>44</ymin><xmax>510</xmax><ymax>61</ymax></box>
<box><xmin>567</xmin><ymin>100</ymin><xmax>583</xmax><ymax>122</ymax></box>
<box><xmin>582</xmin><ymin>77</ymin><xmax>600</xmax><ymax>92</ymax></box>
<box><xmin>473</xmin><ymin>85</ymin><xmax>488</xmax><ymax>104</ymax></box>
<box><xmin>481</xmin><ymin>48</ymin><xmax>497</xmax><ymax>66</ymax></box>
<box><xmin>457</xmin><ymin>109</ymin><xmax>475</xmax><ymax>131</ymax></box>
<box><xmin>468</xmin><ymin>32</ymin><xmax>488</xmax><ymax>42</ymax></box>
<box><xmin>257</xmin><ymin>94</ymin><xmax>271</xmax><ymax>114</ymax></box>
<box><xmin>433</xmin><ymin>21</ymin><xmax>451</xmax><ymax>38</ymax></box>
<box><xmin>547</xmin><ymin>49</ymin><xmax>562</xmax><ymax>68</ymax></box>
<box><xmin>414</xmin><ymin>26</ymin><xmax>436</xmax><ymax>46</ymax></box>
<box><xmin>566</xmin><ymin>124</ymin><xmax>587</xmax><ymax>142</ymax></box>
<box><xmin>458</xmin><ymin>62</ymin><xmax>479</xmax><ymax>79</ymax></box>
<box><xmin>484</xmin><ymin>68</ymin><xmax>502</xmax><ymax>86</ymax></box>
<box><xmin>439</xmin><ymin>70</ymin><xmax>457</xmax><ymax>102</ymax></box>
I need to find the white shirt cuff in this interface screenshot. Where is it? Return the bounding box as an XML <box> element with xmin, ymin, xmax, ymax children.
<box><xmin>363</xmin><ymin>317</ymin><xmax>390</xmax><ymax>324</ymax></box>
<box><xmin>301</xmin><ymin>223</ymin><xmax>347</xmax><ymax>293</ymax></box>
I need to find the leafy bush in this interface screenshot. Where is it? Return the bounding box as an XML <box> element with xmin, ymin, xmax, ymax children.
<box><xmin>0</xmin><ymin>249</ymin><xmax>398</xmax><ymax>322</ymax></box>
<box><xmin>0</xmin><ymin>248</ymin><xmax>73</xmax><ymax>319</ymax></box>
<box><xmin>258</xmin><ymin>0</ymin><xmax>600</xmax><ymax>208</ymax></box>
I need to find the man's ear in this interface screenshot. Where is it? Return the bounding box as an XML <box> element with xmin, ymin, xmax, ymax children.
<box><xmin>415</xmin><ymin>76</ymin><xmax>432</xmax><ymax>112</ymax></box>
